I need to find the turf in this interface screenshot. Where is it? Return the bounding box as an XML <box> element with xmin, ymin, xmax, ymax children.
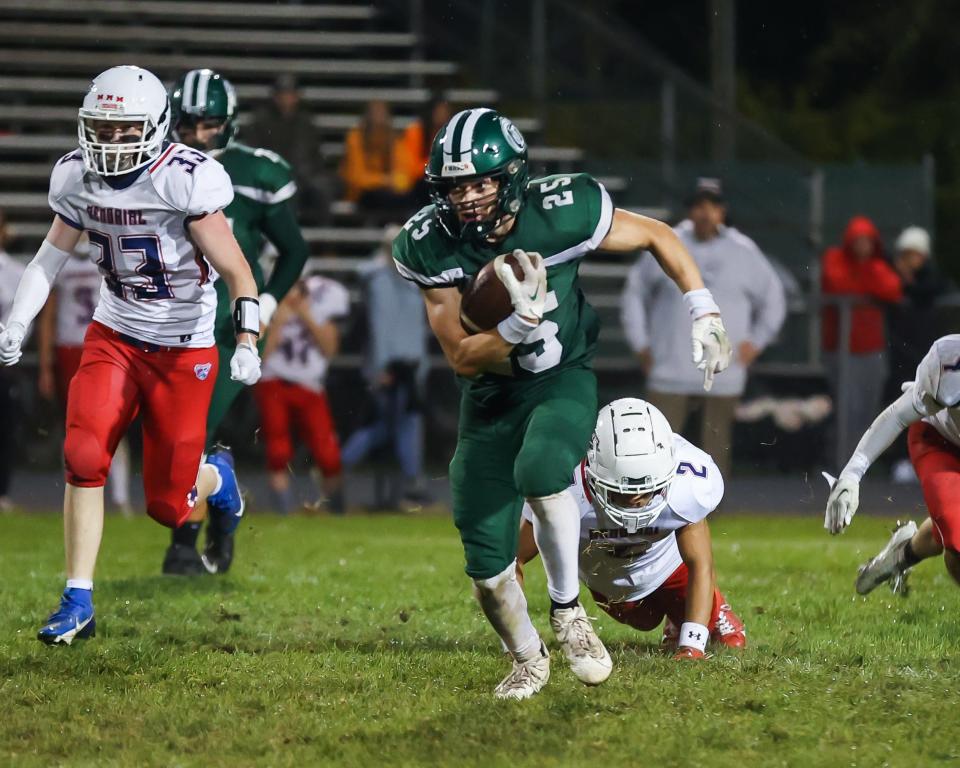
<box><xmin>1</xmin><ymin>511</ymin><xmax>959</xmax><ymax>768</ymax></box>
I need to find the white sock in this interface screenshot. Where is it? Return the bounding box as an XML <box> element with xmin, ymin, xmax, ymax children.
<box><xmin>473</xmin><ymin>560</ymin><xmax>541</xmax><ymax>662</ymax></box>
<box><xmin>527</xmin><ymin>489</ymin><xmax>582</xmax><ymax>605</ymax></box>
<box><xmin>66</xmin><ymin>579</ymin><xmax>93</xmax><ymax>591</ymax></box>
<box><xmin>108</xmin><ymin>437</ymin><xmax>131</xmax><ymax>506</ymax></box>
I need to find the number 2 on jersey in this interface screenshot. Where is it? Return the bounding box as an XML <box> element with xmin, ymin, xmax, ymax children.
<box><xmin>540</xmin><ymin>177</ymin><xmax>574</xmax><ymax>209</ymax></box>
<box><xmin>87</xmin><ymin>231</ymin><xmax>174</xmax><ymax>300</ymax></box>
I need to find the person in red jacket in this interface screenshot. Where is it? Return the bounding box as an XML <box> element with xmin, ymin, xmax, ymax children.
<box><xmin>821</xmin><ymin>215</ymin><xmax>903</xmax><ymax>459</ymax></box>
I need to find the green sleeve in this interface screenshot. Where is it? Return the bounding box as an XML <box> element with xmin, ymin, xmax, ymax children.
<box><xmin>392</xmin><ymin>205</ymin><xmax>462</xmax><ymax>288</ymax></box>
<box><xmin>261</xmin><ymin>200</ymin><xmax>309</xmax><ymax>300</ymax></box>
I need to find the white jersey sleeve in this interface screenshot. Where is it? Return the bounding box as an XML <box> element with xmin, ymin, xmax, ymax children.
<box><xmin>48</xmin><ymin>151</ymin><xmax>86</xmax><ymax>229</ymax></box>
<box><xmin>149</xmin><ymin>145</ymin><xmax>233</xmax><ymax>216</ymax></box>
<box><xmin>912</xmin><ymin>335</ymin><xmax>960</xmax><ymax>415</ymax></box>
<box><xmin>668</xmin><ymin>435</ymin><xmax>725</xmax><ymax>524</ymax></box>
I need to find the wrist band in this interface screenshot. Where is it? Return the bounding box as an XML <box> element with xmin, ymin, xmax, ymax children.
<box><xmin>679</xmin><ymin>621</ymin><xmax>709</xmax><ymax>652</ymax></box>
<box><xmin>232</xmin><ymin>296</ymin><xmax>260</xmax><ymax>337</ymax></box>
<box><xmin>683</xmin><ymin>288</ymin><xmax>720</xmax><ymax>320</ymax></box>
<box><xmin>497</xmin><ymin>312</ymin><xmax>538</xmax><ymax>345</ymax></box>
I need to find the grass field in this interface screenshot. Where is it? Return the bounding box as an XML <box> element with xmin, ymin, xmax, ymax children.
<box><xmin>2</xmin><ymin>511</ymin><xmax>959</xmax><ymax>768</ymax></box>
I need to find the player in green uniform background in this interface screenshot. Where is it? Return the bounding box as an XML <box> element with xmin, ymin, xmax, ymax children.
<box><xmin>164</xmin><ymin>69</ymin><xmax>310</xmax><ymax>575</ymax></box>
<box><xmin>393</xmin><ymin>108</ymin><xmax>732</xmax><ymax>699</ymax></box>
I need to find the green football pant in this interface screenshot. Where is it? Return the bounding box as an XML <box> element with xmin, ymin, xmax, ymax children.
<box><xmin>449</xmin><ymin>367</ymin><xmax>597</xmax><ymax>580</ymax></box>
<box><xmin>205</xmin><ymin>336</ymin><xmax>267</xmax><ymax>440</ymax></box>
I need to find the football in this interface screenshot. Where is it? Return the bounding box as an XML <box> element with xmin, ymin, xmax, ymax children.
<box><xmin>459</xmin><ymin>253</ymin><xmax>524</xmax><ymax>334</ymax></box>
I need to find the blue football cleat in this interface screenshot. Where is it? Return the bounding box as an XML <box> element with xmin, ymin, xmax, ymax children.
<box><xmin>37</xmin><ymin>588</ymin><xmax>96</xmax><ymax>645</ymax></box>
<box><xmin>205</xmin><ymin>447</ymin><xmax>244</xmax><ymax>535</ymax></box>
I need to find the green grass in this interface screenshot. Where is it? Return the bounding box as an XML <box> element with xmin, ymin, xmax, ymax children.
<box><xmin>2</xmin><ymin>512</ymin><xmax>959</xmax><ymax>768</ymax></box>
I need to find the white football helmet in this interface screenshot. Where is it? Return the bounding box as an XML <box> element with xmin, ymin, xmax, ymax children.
<box><xmin>78</xmin><ymin>65</ymin><xmax>170</xmax><ymax>176</ymax></box>
<box><xmin>584</xmin><ymin>398</ymin><xmax>678</xmax><ymax>532</ymax></box>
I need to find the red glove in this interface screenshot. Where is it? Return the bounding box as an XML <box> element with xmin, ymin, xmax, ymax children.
<box><xmin>673</xmin><ymin>646</ymin><xmax>707</xmax><ymax>661</ymax></box>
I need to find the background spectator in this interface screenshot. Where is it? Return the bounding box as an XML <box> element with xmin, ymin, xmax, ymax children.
<box><xmin>820</xmin><ymin>215</ymin><xmax>903</xmax><ymax>460</ymax></box>
<box><xmin>245</xmin><ymin>74</ymin><xmax>336</xmax><ymax>225</ymax></box>
<box><xmin>0</xmin><ymin>210</ymin><xmax>25</xmax><ymax>510</ymax></box>
<box><xmin>621</xmin><ymin>178</ymin><xmax>786</xmax><ymax>477</ymax></box>
<box><xmin>340</xmin><ymin>100</ymin><xmax>417</xmax><ymax>221</ymax></box>
<box><xmin>254</xmin><ymin>275</ymin><xmax>351</xmax><ymax>514</ymax></box>
<box><xmin>341</xmin><ymin>225</ymin><xmax>430</xmax><ymax>508</ymax></box>
<box><xmin>36</xmin><ymin>238</ymin><xmax>132</xmax><ymax>515</ymax></box>
<box><xmin>400</xmin><ymin>95</ymin><xmax>453</xmax><ymax>204</ymax></box>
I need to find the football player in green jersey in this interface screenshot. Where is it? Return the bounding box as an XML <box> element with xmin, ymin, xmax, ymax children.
<box><xmin>393</xmin><ymin>108</ymin><xmax>732</xmax><ymax>700</ymax></box>
<box><xmin>164</xmin><ymin>69</ymin><xmax>310</xmax><ymax>575</ymax></box>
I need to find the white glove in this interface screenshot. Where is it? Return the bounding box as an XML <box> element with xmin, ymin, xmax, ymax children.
<box><xmin>823</xmin><ymin>471</ymin><xmax>860</xmax><ymax>535</ymax></box>
<box><xmin>0</xmin><ymin>321</ymin><xmax>26</xmax><ymax>366</ymax></box>
<box><xmin>257</xmin><ymin>292</ymin><xmax>278</xmax><ymax>329</ymax></box>
<box><xmin>229</xmin><ymin>341</ymin><xmax>261</xmax><ymax>386</ymax></box>
<box><xmin>496</xmin><ymin>249</ymin><xmax>547</xmax><ymax>322</ymax></box>
<box><xmin>691</xmin><ymin>315</ymin><xmax>732</xmax><ymax>392</ymax></box>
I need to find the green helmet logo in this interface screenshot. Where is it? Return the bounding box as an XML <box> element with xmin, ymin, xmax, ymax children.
<box><xmin>169</xmin><ymin>68</ymin><xmax>238</xmax><ymax>151</ymax></box>
<box><xmin>426</xmin><ymin>108</ymin><xmax>529</xmax><ymax>242</ymax></box>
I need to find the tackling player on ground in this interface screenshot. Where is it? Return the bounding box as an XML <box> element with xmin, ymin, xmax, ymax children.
<box><xmin>165</xmin><ymin>69</ymin><xmax>310</xmax><ymax>573</ymax></box>
<box><xmin>393</xmin><ymin>108</ymin><xmax>732</xmax><ymax>699</ymax></box>
<box><xmin>0</xmin><ymin>65</ymin><xmax>262</xmax><ymax>645</ymax></box>
<box><xmin>518</xmin><ymin>398</ymin><xmax>745</xmax><ymax>662</ymax></box>
<box><xmin>826</xmin><ymin>335</ymin><xmax>960</xmax><ymax>595</ymax></box>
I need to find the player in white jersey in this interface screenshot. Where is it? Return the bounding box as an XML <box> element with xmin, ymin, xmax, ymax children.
<box><xmin>826</xmin><ymin>334</ymin><xmax>960</xmax><ymax>595</ymax></box>
<box><xmin>517</xmin><ymin>399</ymin><xmax>745</xmax><ymax>673</ymax></box>
<box><xmin>0</xmin><ymin>65</ymin><xmax>263</xmax><ymax>644</ymax></box>
<box><xmin>37</xmin><ymin>240</ymin><xmax>132</xmax><ymax>516</ymax></box>
<box><xmin>254</xmin><ymin>274</ymin><xmax>350</xmax><ymax>514</ymax></box>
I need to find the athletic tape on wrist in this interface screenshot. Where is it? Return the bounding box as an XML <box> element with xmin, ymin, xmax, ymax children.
<box><xmin>233</xmin><ymin>296</ymin><xmax>260</xmax><ymax>337</ymax></box>
<box><xmin>497</xmin><ymin>312</ymin><xmax>539</xmax><ymax>345</ymax></box>
<box><xmin>679</xmin><ymin>621</ymin><xmax>709</xmax><ymax>653</ymax></box>
<box><xmin>683</xmin><ymin>288</ymin><xmax>720</xmax><ymax>320</ymax></box>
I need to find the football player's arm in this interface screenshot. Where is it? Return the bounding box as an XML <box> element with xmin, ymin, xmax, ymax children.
<box><xmin>675</xmin><ymin>519</ymin><xmax>715</xmax><ymax>655</ymax></box>
<box><xmin>260</xmin><ymin>201</ymin><xmax>310</xmax><ymax>323</ymax></box>
<box><xmin>515</xmin><ymin>518</ymin><xmax>540</xmax><ymax>588</ymax></box>
<box><xmin>37</xmin><ymin>289</ymin><xmax>58</xmax><ymax>399</ymax></box>
<box><xmin>0</xmin><ymin>217</ymin><xmax>80</xmax><ymax>366</ymax></box>
<box><xmin>421</xmin><ymin>287</ymin><xmax>513</xmax><ymax>378</ymax></box>
<box><xmin>188</xmin><ymin>212</ymin><xmax>261</xmax><ymax>385</ymax></box>
<box><xmin>301</xmin><ymin>315</ymin><xmax>340</xmax><ymax>360</ymax></box>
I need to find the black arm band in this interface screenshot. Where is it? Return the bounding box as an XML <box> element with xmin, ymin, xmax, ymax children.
<box><xmin>233</xmin><ymin>296</ymin><xmax>260</xmax><ymax>337</ymax></box>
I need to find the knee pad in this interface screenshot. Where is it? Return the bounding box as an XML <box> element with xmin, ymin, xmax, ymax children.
<box><xmin>63</xmin><ymin>427</ymin><xmax>110</xmax><ymax>487</ymax></box>
<box><xmin>147</xmin><ymin>487</ymin><xmax>197</xmax><ymax>529</ymax></box>
<box><xmin>472</xmin><ymin>559</ymin><xmax>517</xmax><ymax>598</ymax></box>
<box><xmin>514</xmin><ymin>452</ymin><xmax>574</xmax><ymax>500</ymax></box>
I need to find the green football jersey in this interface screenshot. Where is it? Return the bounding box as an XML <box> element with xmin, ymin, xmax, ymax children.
<box><xmin>210</xmin><ymin>142</ymin><xmax>309</xmax><ymax>343</ymax></box>
<box><xmin>393</xmin><ymin>173</ymin><xmax>614</xmax><ymax>405</ymax></box>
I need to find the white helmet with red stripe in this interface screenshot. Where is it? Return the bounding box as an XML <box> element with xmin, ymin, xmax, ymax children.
<box><xmin>584</xmin><ymin>398</ymin><xmax>679</xmax><ymax>532</ymax></box>
<box><xmin>78</xmin><ymin>65</ymin><xmax>170</xmax><ymax>176</ymax></box>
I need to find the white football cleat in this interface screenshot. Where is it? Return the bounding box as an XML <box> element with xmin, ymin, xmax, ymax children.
<box><xmin>494</xmin><ymin>643</ymin><xmax>550</xmax><ymax>701</ymax></box>
<box><xmin>550</xmin><ymin>605</ymin><xmax>613</xmax><ymax>685</ymax></box>
<box><xmin>856</xmin><ymin>520</ymin><xmax>918</xmax><ymax>596</ymax></box>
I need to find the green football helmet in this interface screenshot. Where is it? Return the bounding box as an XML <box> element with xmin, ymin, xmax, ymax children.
<box><xmin>426</xmin><ymin>107</ymin><xmax>529</xmax><ymax>242</ymax></box>
<box><xmin>169</xmin><ymin>68</ymin><xmax>237</xmax><ymax>150</ymax></box>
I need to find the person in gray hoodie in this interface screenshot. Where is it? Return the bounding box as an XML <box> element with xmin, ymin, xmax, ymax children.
<box><xmin>620</xmin><ymin>178</ymin><xmax>786</xmax><ymax>477</ymax></box>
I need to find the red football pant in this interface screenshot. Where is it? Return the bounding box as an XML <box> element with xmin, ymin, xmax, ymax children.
<box><xmin>253</xmin><ymin>379</ymin><xmax>342</xmax><ymax>476</ymax></box>
<box><xmin>55</xmin><ymin>344</ymin><xmax>85</xmax><ymax>405</ymax></box>
<box><xmin>64</xmin><ymin>321</ymin><xmax>217</xmax><ymax>528</ymax></box>
<box><xmin>591</xmin><ymin>563</ymin><xmax>724</xmax><ymax>631</ymax></box>
<box><xmin>908</xmin><ymin>421</ymin><xmax>960</xmax><ymax>552</ymax></box>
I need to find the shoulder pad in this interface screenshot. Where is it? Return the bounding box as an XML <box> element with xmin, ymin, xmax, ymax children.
<box><xmin>527</xmin><ymin>172</ymin><xmax>614</xmax><ymax>266</ymax></box>
<box><xmin>149</xmin><ymin>143</ymin><xmax>234</xmax><ymax>216</ymax></box>
<box><xmin>668</xmin><ymin>434</ymin><xmax>724</xmax><ymax>524</ymax></box>
<box><xmin>238</xmin><ymin>145</ymin><xmax>297</xmax><ymax>205</ymax></box>
<box><xmin>914</xmin><ymin>335</ymin><xmax>960</xmax><ymax>412</ymax></box>
<box><xmin>392</xmin><ymin>206</ymin><xmax>463</xmax><ymax>288</ymax></box>
<box><xmin>307</xmin><ymin>275</ymin><xmax>350</xmax><ymax>317</ymax></box>
<box><xmin>48</xmin><ymin>151</ymin><xmax>86</xmax><ymax>226</ymax></box>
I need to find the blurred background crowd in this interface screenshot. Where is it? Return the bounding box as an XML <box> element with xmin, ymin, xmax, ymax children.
<box><xmin>0</xmin><ymin>0</ymin><xmax>956</xmax><ymax>513</ymax></box>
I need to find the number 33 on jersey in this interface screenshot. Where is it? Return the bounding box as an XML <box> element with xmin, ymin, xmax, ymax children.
<box><xmin>393</xmin><ymin>172</ymin><xmax>613</xmax><ymax>380</ymax></box>
<box><xmin>48</xmin><ymin>142</ymin><xmax>234</xmax><ymax>347</ymax></box>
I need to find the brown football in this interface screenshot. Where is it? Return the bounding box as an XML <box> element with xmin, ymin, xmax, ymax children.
<box><xmin>459</xmin><ymin>253</ymin><xmax>523</xmax><ymax>334</ymax></box>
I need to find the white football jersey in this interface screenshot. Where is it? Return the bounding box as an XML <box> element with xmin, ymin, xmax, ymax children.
<box><xmin>261</xmin><ymin>275</ymin><xmax>351</xmax><ymax>392</ymax></box>
<box><xmin>910</xmin><ymin>334</ymin><xmax>960</xmax><ymax>447</ymax></box>
<box><xmin>0</xmin><ymin>250</ymin><xmax>26</xmax><ymax>326</ymax></box>
<box><xmin>48</xmin><ymin>142</ymin><xmax>233</xmax><ymax>347</ymax></box>
<box><xmin>54</xmin><ymin>253</ymin><xmax>101</xmax><ymax>346</ymax></box>
<box><xmin>523</xmin><ymin>434</ymin><xmax>724</xmax><ymax>603</ymax></box>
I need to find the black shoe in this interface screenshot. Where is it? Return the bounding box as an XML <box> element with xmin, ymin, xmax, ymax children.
<box><xmin>162</xmin><ymin>543</ymin><xmax>212</xmax><ymax>576</ymax></box>
<box><xmin>204</xmin><ymin>517</ymin><xmax>235</xmax><ymax>574</ymax></box>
